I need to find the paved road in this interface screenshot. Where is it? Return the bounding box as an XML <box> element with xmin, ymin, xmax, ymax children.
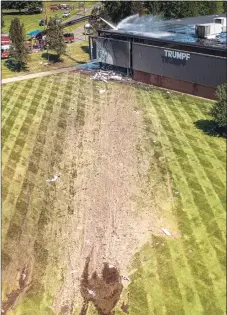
<box><xmin>73</xmin><ymin>25</ymin><xmax>86</xmax><ymax>42</ymax></box>
<box><xmin>1</xmin><ymin>66</ymin><xmax>80</xmax><ymax>84</ymax></box>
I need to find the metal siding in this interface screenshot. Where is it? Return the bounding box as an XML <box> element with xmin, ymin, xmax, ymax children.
<box><xmin>132</xmin><ymin>43</ymin><xmax>226</xmax><ymax>87</ymax></box>
<box><xmin>96</xmin><ymin>37</ymin><xmax>130</xmax><ymax>68</ymax></box>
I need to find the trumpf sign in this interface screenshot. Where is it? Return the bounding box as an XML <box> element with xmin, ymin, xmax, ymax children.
<box><xmin>164</xmin><ymin>49</ymin><xmax>191</xmax><ymax>60</ymax></box>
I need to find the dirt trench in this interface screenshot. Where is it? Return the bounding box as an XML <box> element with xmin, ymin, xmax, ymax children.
<box><xmin>51</xmin><ymin>83</ymin><xmax>173</xmax><ymax>315</ymax></box>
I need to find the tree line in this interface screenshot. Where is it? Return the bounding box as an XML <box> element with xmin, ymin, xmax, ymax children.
<box><xmin>1</xmin><ymin>1</ymin><xmax>42</xmax><ymax>12</ymax></box>
<box><xmin>97</xmin><ymin>1</ymin><xmax>225</xmax><ymax>23</ymax></box>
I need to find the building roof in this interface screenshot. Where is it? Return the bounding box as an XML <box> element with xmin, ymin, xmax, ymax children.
<box><xmin>164</xmin><ymin>14</ymin><xmax>226</xmax><ymax>25</ymax></box>
<box><xmin>99</xmin><ymin>14</ymin><xmax>227</xmax><ymax>49</ymax></box>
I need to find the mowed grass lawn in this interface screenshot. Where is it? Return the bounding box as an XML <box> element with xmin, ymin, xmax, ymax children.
<box><xmin>2</xmin><ymin>74</ymin><xmax>226</xmax><ymax>315</ymax></box>
<box><xmin>2</xmin><ymin>1</ymin><xmax>95</xmax><ymax>34</ymax></box>
<box><xmin>2</xmin><ymin>40</ymin><xmax>89</xmax><ymax>79</ymax></box>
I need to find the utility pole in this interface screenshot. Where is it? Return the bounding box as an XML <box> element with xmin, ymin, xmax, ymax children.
<box><xmin>83</xmin><ymin>2</ymin><xmax>86</xmax><ymax>40</ymax></box>
<box><xmin>44</xmin><ymin>0</ymin><xmax>49</xmax><ymax>63</ymax></box>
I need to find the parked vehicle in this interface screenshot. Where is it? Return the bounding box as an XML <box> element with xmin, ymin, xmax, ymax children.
<box><xmin>1</xmin><ymin>45</ymin><xmax>10</xmax><ymax>59</ymax></box>
<box><xmin>62</xmin><ymin>12</ymin><xmax>70</xmax><ymax>18</ymax></box>
<box><xmin>1</xmin><ymin>34</ymin><xmax>11</xmax><ymax>46</ymax></box>
<box><xmin>63</xmin><ymin>33</ymin><xmax>75</xmax><ymax>43</ymax></box>
<box><xmin>39</xmin><ymin>19</ymin><xmax>47</xmax><ymax>26</ymax></box>
<box><xmin>50</xmin><ymin>5</ymin><xmax>59</xmax><ymax>11</ymax></box>
<box><xmin>59</xmin><ymin>4</ymin><xmax>70</xmax><ymax>10</ymax></box>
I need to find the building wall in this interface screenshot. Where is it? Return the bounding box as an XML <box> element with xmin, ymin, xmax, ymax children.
<box><xmin>91</xmin><ymin>36</ymin><xmax>226</xmax><ymax>99</ymax></box>
<box><xmin>96</xmin><ymin>37</ymin><xmax>130</xmax><ymax>68</ymax></box>
<box><xmin>132</xmin><ymin>43</ymin><xmax>226</xmax><ymax>88</ymax></box>
<box><xmin>133</xmin><ymin>70</ymin><xmax>216</xmax><ymax>99</ymax></box>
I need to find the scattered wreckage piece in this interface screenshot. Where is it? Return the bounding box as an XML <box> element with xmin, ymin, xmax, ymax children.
<box><xmin>46</xmin><ymin>173</ymin><xmax>61</xmax><ymax>183</ymax></box>
<box><xmin>161</xmin><ymin>228</ymin><xmax>172</xmax><ymax>237</ymax></box>
<box><xmin>90</xmin><ymin>70</ymin><xmax>132</xmax><ymax>83</ymax></box>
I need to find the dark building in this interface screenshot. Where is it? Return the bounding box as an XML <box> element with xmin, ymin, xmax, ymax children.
<box><xmin>89</xmin><ymin>15</ymin><xmax>227</xmax><ymax>100</ymax></box>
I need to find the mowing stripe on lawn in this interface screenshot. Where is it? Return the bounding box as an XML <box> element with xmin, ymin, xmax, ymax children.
<box><xmin>26</xmin><ymin>74</ymin><xmax>81</xmax><ymax>299</ymax></box>
<box><xmin>2</xmin><ymin>76</ymin><xmax>57</xmax><ymax>246</ymax></box>
<box><xmin>2</xmin><ymin>80</ymin><xmax>35</xmax><ymax>144</ymax></box>
<box><xmin>133</xmin><ymin>91</ymin><xmax>205</xmax><ymax>315</ymax></box>
<box><xmin>133</xmin><ymin>88</ymin><xmax>225</xmax><ymax>314</ymax></box>
<box><xmin>158</xmin><ymin>96</ymin><xmax>225</xmax><ymax>226</ymax></box>
<box><xmin>2</xmin><ymin>75</ymin><xmax>63</xmax><ymax>271</ymax></box>
<box><xmin>154</xmin><ymin>93</ymin><xmax>225</xmax><ymax>237</ymax></box>
<box><xmin>174</xmin><ymin>94</ymin><xmax>225</xmax><ymax>159</ymax></box>
<box><xmin>150</xmin><ymin>95</ymin><xmax>226</xmax><ymax>266</ymax></box>
<box><xmin>2</xmin><ymin>78</ymin><xmax>48</xmax><ymax>171</ymax></box>
<box><xmin>2</xmin><ymin>78</ymin><xmax>47</xmax><ymax>202</ymax></box>
<box><xmin>152</xmin><ymin>92</ymin><xmax>226</xmax><ymax>310</ymax></box>
<box><xmin>2</xmin><ymin>78</ymin><xmax>46</xmax><ymax>204</ymax></box>
<box><xmin>2</xmin><ymin>76</ymin><xmax>57</xmax><ymax>234</ymax></box>
<box><xmin>2</xmin><ymin>82</ymin><xmax>24</xmax><ymax>116</ymax></box>
<box><xmin>170</xmin><ymin>94</ymin><xmax>225</xmax><ymax>174</ymax></box>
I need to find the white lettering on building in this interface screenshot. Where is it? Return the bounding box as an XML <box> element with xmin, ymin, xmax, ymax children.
<box><xmin>164</xmin><ymin>50</ymin><xmax>190</xmax><ymax>60</ymax></box>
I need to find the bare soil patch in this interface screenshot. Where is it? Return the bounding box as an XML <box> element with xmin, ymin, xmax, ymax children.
<box><xmin>50</xmin><ymin>82</ymin><xmax>175</xmax><ymax>314</ymax></box>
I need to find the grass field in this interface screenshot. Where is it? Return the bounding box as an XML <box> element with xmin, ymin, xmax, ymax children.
<box><xmin>2</xmin><ymin>40</ymin><xmax>89</xmax><ymax>79</ymax></box>
<box><xmin>2</xmin><ymin>73</ymin><xmax>226</xmax><ymax>315</ymax></box>
<box><xmin>2</xmin><ymin>1</ymin><xmax>95</xmax><ymax>34</ymax></box>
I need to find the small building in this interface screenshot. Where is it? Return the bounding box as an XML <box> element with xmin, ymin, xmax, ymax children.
<box><xmin>89</xmin><ymin>14</ymin><xmax>227</xmax><ymax>99</ymax></box>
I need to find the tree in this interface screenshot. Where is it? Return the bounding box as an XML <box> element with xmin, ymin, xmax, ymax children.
<box><xmin>224</xmin><ymin>1</ymin><xmax>227</xmax><ymax>12</ymax></box>
<box><xmin>46</xmin><ymin>18</ymin><xmax>66</xmax><ymax>59</ymax></box>
<box><xmin>1</xmin><ymin>13</ymin><xmax>4</xmax><ymax>28</ymax></box>
<box><xmin>102</xmin><ymin>1</ymin><xmax>225</xmax><ymax>22</ymax></box>
<box><xmin>9</xmin><ymin>18</ymin><xmax>28</xmax><ymax>71</ymax></box>
<box><xmin>25</xmin><ymin>1</ymin><xmax>43</xmax><ymax>12</ymax></box>
<box><xmin>1</xmin><ymin>1</ymin><xmax>42</xmax><ymax>12</ymax></box>
<box><xmin>1</xmin><ymin>1</ymin><xmax>13</xmax><ymax>10</ymax></box>
<box><xmin>90</xmin><ymin>5</ymin><xmax>110</xmax><ymax>32</ymax></box>
<box><xmin>209</xmin><ymin>83</ymin><xmax>227</xmax><ymax>131</ymax></box>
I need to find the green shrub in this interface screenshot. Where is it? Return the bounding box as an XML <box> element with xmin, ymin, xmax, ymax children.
<box><xmin>209</xmin><ymin>83</ymin><xmax>227</xmax><ymax>129</ymax></box>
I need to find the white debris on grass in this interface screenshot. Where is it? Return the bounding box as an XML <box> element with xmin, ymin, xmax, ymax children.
<box><xmin>99</xmin><ymin>89</ymin><xmax>106</xmax><ymax>94</ymax></box>
<box><xmin>108</xmin><ymin>264</ymin><xmax>115</xmax><ymax>268</ymax></box>
<box><xmin>91</xmin><ymin>70</ymin><xmax>132</xmax><ymax>83</ymax></box>
<box><xmin>161</xmin><ymin>228</ymin><xmax>172</xmax><ymax>237</ymax></box>
<box><xmin>46</xmin><ymin>173</ymin><xmax>61</xmax><ymax>182</ymax></box>
<box><xmin>88</xmin><ymin>289</ymin><xmax>95</xmax><ymax>296</ymax></box>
